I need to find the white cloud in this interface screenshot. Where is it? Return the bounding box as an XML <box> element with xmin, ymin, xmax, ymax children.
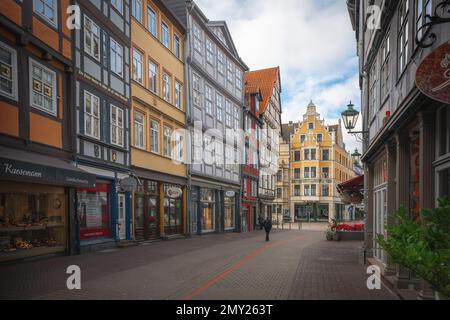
<box><xmin>196</xmin><ymin>0</ymin><xmax>361</xmax><ymax>153</ymax></box>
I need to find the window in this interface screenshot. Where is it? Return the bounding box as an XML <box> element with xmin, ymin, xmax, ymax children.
<box><xmin>234</xmin><ymin>106</ymin><xmax>240</xmax><ymax>130</ymax></box>
<box><xmin>311</xmin><ymin>149</ymin><xmax>316</xmax><ymax>160</ymax></box>
<box><xmin>132</xmin><ymin>49</ymin><xmax>143</xmax><ymax>84</ymax></box>
<box><xmin>149</xmin><ymin>61</ymin><xmax>158</xmax><ymax>94</ymax></box>
<box><xmin>322</xmin><ymin>167</ymin><xmax>330</xmax><ymax>179</ymax></box>
<box><xmin>147</xmin><ymin>6</ymin><xmax>157</xmax><ymax>37</ymax></box>
<box><xmin>33</xmin><ymin>0</ymin><xmax>57</xmax><ymax>26</ymax></box>
<box><xmin>294</xmin><ymin>151</ymin><xmax>301</xmax><ymax>162</ymax></box>
<box><xmin>84</xmin><ymin>91</ymin><xmax>100</xmax><ymax>139</ymax></box>
<box><xmin>236</xmin><ymin>69</ymin><xmax>242</xmax><ymax>91</ymax></box>
<box><xmin>206</xmin><ymin>38</ymin><xmax>214</xmax><ymax>65</ymax></box>
<box><xmin>0</xmin><ymin>41</ymin><xmax>18</xmax><ymax>100</ymax></box>
<box><xmin>294</xmin><ymin>185</ymin><xmax>301</xmax><ymax>197</ymax></box>
<box><xmin>150</xmin><ymin>120</ymin><xmax>159</xmax><ymax>153</ymax></box>
<box><xmin>110</xmin><ymin>38</ymin><xmax>123</xmax><ymax>77</ymax></box>
<box><xmin>84</xmin><ymin>16</ymin><xmax>100</xmax><ymax>61</ymax></box>
<box><xmin>205</xmin><ymin>84</ymin><xmax>213</xmax><ymax>115</ymax></box>
<box><xmin>322</xmin><ymin>149</ymin><xmax>330</xmax><ymax>161</ymax></box>
<box><xmin>300</xmin><ymin>135</ymin><xmax>306</xmax><ymax>143</ymax></box>
<box><xmin>322</xmin><ymin>185</ymin><xmax>330</xmax><ymax>197</ymax></box>
<box><xmin>399</xmin><ymin>0</ymin><xmax>410</xmax><ymax>74</ymax></box>
<box><xmin>294</xmin><ymin>168</ymin><xmax>301</xmax><ymax>180</ymax></box>
<box><xmin>132</xmin><ymin>0</ymin><xmax>142</xmax><ymax>22</ymax></box>
<box><xmin>304</xmin><ymin>185</ymin><xmax>310</xmax><ymax>196</ymax></box>
<box><xmin>164</xmin><ymin>126</ymin><xmax>172</xmax><ymax>157</ymax></box>
<box><xmin>317</xmin><ymin>134</ymin><xmax>323</xmax><ymax>143</ymax></box>
<box><xmin>217</xmin><ymin>50</ymin><xmax>224</xmax><ymax>75</ymax></box>
<box><xmin>381</xmin><ymin>35</ymin><xmax>390</xmax><ymax>99</ymax></box>
<box><xmin>134</xmin><ymin>111</ymin><xmax>145</xmax><ymax>149</ymax></box>
<box><xmin>161</xmin><ymin>22</ymin><xmax>170</xmax><ymax>49</ymax></box>
<box><xmin>111</xmin><ymin>0</ymin><xmax>123</xmax><ymax>14</ymax></box>
<box><xmin>193</xmin><ymin>24</ymin><xmax>202</xmax><ymax>53</ymax></box>
<box><xmin>111</xmin><ymin>105</ymin><xmax>124</xmax><ymax>147</ymax></box>
<box><xmin>30</xmin><ymin>59</ymin><xmax>57</xmax><ymax>116</ymax></box>
<box><xmin>216</xmin><ymin>94</ymin><xmax>223</xmax><ymax>122</ymax></box>
<box><xmin>193</xmin><ymin>73</ymin><xmax>202</xmax><ymax>107</ymax></box>
<box><xmin>162</xmin><ymin>73</ymin><xmax>171</xmax><ymax>102</ymax></box>
<box><xmin>369</xmin><ymin>62</ymin><xmax>377</xmax><ymax>118</ymax></box>
<box><xmin>304</xmin><ymin>149</ymin><xmax>310</xmax><ymax>160</ymax></box>
<box><xmin>308</xmin><ymin>122</ymin><xmax>314</xmax><ymax>130</ymax></box>
<box><xmin>416</xmin><ymin>0</ymin><xmax>432</xmax><ymax>42</ymax></box>
<box><xmin>174</xmin><ymin>34</ymin><xmax>181</xmax><ymax>59</ymax></box>
<box><xmin>311</xmin><ymin>167</ymin><xmax>317</xmax><ymax>178</ymax></box>
<box><xmin>304</xmin><ymin>167</ymin><xmax>310</xmax><ymax>179</ymax></box>
<box><xmin>225</xmin><ymin>100</ymin><xmax>232</xmax><ymax>127</ymax></box>
<box><xmin>311</xmin><ymin>185</ymin><xmax>317</xmax><ymax>196</ymax></box>
<box><xmin>227</xmin><ymin>60</ymin><xmax>233</xmax><ymax>83</ymax></box>
<box><xmin>277</xmin><ymin>188</ymin><xmax>282</xmax><ymax>199</ymax></box>
<box><xmin>175</xmin><ymin>131</ymin><xmax>183</xmax><ymax>162</ymax></box>
<box><xmin>175</xmin><ymin>81</ymin><xmax>182</xmax><ymax>109</ymax></box>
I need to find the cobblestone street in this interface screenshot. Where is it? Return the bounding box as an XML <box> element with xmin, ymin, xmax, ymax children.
<box><xmin>0</xmin><ymin>230</ymin><xmax>397</xmax><ymax>300</ymax></box>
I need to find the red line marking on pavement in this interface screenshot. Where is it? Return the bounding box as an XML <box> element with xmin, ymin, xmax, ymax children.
<box><xmin>183</xmin><ymin>235</ymin><xmax>305</xmax><ymax>300</ymax></box>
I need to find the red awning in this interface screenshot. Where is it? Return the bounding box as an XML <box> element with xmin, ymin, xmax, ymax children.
<box><xmin>338</xmin><ymin>175</ymin><xmax>364</xmax><ymax>190</ymax></box>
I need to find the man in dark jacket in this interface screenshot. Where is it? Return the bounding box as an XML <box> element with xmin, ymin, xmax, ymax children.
<box><xmin>264</xmin><ymin>218</ymin><xmax>273</xmax><ymax>242</ymax></box>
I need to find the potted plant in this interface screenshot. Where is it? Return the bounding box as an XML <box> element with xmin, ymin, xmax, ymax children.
<box><xmin>377</xmin><ymin>197</ymin><xmax>450</xmax><ymax>300</ymax></box>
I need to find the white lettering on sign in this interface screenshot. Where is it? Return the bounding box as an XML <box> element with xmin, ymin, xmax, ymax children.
<box><xmin>3</xmin><ymin>163</ymin><xmax>43</xmax><ymax>178</ymax></box>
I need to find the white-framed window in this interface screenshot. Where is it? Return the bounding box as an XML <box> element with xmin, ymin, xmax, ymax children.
<box><xmin>381</xmin><ymin>35</ymin><xmax>390</xmax><ymax>100</ymax></box>
<box><xmin>235</xmin><ymin>69</ymin><xmax>242</xmax><ymax>91</ymax></box>
<box><xmin>175</xmin><ymin>131</ymin><xmax>184</xmax><ymax>162</ymax></box>
<box><xmin>225</xmin><ymin>100</ymin><xmax>232</xmax><ymax>127</ymax></box>
<box><xmin>29</xmin><ymin>59</ymin><xmax>57</xmax><ymax>116</ymax></box>
<box><xmin>205</xmin><ymin>84</ymin><xmax>213</xmax><ymax>115</ymax></box>
<box><xmin>304</xmin><ymin>185</ymin><xmax>310</xmax><ymax>196</ymax></box>
<box><xmin>233</xmin><ymin>106</ymin><xmax>239</xmax><ymax>130</ymax></box>
<box><xmin>150</xmin><ymin>120</ymin><xmax>159</xmax><ymax>153</ymax></box>
<box><xmin>111</xmin><ymin>105</ymin><xmax>124</xmax><ymax>147</ymax></box>
<box><xmin>84</xmin><ymin>15</ymin><xmax>100</xmax><ymax>61</ymax></box>
<box><xmin>369</xmin><ymin>62</ymin><xmax>378</xmax><ymax>118</ymax></box>
<box><xmin>161</xmin><ymin>22</ymin><xmax>170</xmax><ymax>49</ymax></box>
<box><xmin>162</xmin><ymin>72</ymin><xmax>171</xmax><ymax>102</ymax></box>
<box><xmin>132</xmin><ymin>48</ymin><xmax>143</xmax><ymax>84</ymax></box>
<box><xmin>227</xmin><ymin>60</ymin><xmax>233</xmax><ymax>83</ymax></box>
<box><xmin>175</xmin><ymin>81</ymin><xmax>182</xmax><ymax>109</ymax></box>
<box><xmin>0</xmin><ymin>41</ymin><xmax>18</xmax><ymax>101</ymax></box>
<box><xmin>33</xmin><ymin>0</ymin><xmax>57</xmax><ymax>27</ymax></box>
<box><xmin>84</xmin><ymin>90</ymin><xmax>100</xmax><ymax>139</ymax></box>
<box><xmin>204</xmin><ymin>136</ymin><xmax>214</xmax><ymax>165</ymax></box>
<box><xmin>206</xmin><ymin>38</ymin><xmax>214</xmax><ymax>65</ymax></box>
<box><xmin>174</xmin><ymin>34</ymin><xmax>181</xmax><ymax>59</ymax></box>
<box><xmin>193</xmin><ymin>73</ymin><xmax>202</xmax><ymax>107</ymax></box>
<box><xmin>132</xmin><ymin>0</ymin><xmax>142</xmax><ymax>22</ymax></box>
<box><xmin>304</xmin><ymin>167</ymin><xmax>310</xmax><ymax>179</ymax></box>
<box><xmin>216</xmin><ymin>93</ymin><xmax>223</xmax><ymax>122</ymax></box>
<box><xmin>149</xmin><ymin>61</ymin><xmax>158</xmax><ymax>94</ymax></box>
<box><xmin>134</xmin><ymin>111</ymin><xmax>145</xmax><ymax>149</ymax></box>
<box><xmin>164</xmin><ymin>125</ymin><xmax>173</xmax><ymax>157</ymax></box>
<box><xmin>110</xmin><ymin>38</ymin><xmax>123</xmax><ymax>77</ymax></box>
<box><xmin>399</xmin><ymin>0</ymin><xmax>410</xmax><ymax>74</ymax></box>
<box><xmin>193</xmin><ymin>24</ymin><xmax>202</xmax><ymax>53</ymax></box>
<box><xmin>416</xmin><ymin>0</ymin><xmax>432</xmax><ymax>42</ymax></box>
<box><xmin>147</xmin><ymin>6</ymin><xmax>157</xmax><ymax>37</ymax></box>
<box><xmin>217</xmin><ymin>50</ymin><xmax>224</xmax><ymax>75</ymax></box>
<box><xmin>111</xmin><ymin>0</ymin><xmax>123</xmax><ymax>14</ymax></box>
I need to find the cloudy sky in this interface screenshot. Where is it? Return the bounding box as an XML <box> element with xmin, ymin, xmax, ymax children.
<box><xmin>196</xmin><ymin>0</ymin><xmax>362</xmax><ymax>153</ymax></box>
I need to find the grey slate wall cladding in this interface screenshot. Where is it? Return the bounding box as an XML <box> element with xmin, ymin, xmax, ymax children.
<box><xmin>75</xmin><ymin>0</ymin><xmax>132</xmax><ymax>170</ymax></box>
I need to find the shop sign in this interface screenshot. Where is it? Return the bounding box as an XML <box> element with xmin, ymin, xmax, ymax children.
<box><xmin>166</xmin><ymin>186</ymin><xmax>183</xmax><ymax>199</ymax></box>
<box><xmin>119</xmin><ymin>177</ymin><xmax>138</xmax><ymax>192</ymax></box>
<box><xmin>416</xmin><ymin>40</ymin><xmax>450</xmax><ymax>104</ymax></box>
<box><xmin>225</xmin><ymin>191</ymin><xmax>236</xmax><ymax>198</ymax></box>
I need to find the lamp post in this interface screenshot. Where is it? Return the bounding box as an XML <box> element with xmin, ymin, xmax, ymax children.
<box><xmin>351</xmin><ymin>148</ymin><xmax>362</xmax><ymax>165</ymax></box>
<box><xmin>340</xmin><ymin>102</ymin><xmax>369</xmax><ymax>142</ymax></box>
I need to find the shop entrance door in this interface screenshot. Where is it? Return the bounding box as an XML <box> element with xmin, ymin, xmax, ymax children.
<box><xmin>118</xmin><ymin>193</ymin><xmax>126</xmax><ymax>240</ymax></box>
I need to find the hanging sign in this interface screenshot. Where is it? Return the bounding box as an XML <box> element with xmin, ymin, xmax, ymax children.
<box><xmin>416</xmin><ymin>40</ymin><xmax>450</xmax><ymax>104</ymax></box>
<box><xmin>166</xmin><ymin>186</ymin><xmax>183</xmax><ymax>199</ymax></box>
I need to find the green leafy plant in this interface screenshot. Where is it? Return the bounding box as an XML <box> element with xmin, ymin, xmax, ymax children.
<box><xmin>376</xmin><ymin>198</ymin><xmax>450</xmax><ymax>299</ymax></box>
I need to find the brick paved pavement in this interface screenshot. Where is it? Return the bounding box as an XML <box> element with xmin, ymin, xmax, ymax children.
<box><xmin>0</xmin><ymin>230</ymin><xmax>398</xmax><ymax>300</ymax></box>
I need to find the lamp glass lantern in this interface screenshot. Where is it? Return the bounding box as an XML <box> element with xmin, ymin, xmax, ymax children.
<box><xmin>341</xmin><ymin>101</ymin><xmax>360</xmax><ymax>131</ymax></box>
<box><xmin>351</xmin><ymin>148</ymin><xmax>362</xmax><ymax>164</ymax></box>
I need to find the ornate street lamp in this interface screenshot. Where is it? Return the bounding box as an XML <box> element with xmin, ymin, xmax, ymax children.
<box><xmin>351</xmin><ymin>148</ymin><xmax>362</xmax><ymax>165</ymax></box>
<box><xmin>341</xmin><ymin>101</ymin><xmax>368</xmax><ymax>143</ymax></box>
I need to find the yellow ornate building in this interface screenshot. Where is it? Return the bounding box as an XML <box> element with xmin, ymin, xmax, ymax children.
<box><xmin>285</xmin><ymin>101</ymin><xmax>354</xmax><ymax>222</ymax></box>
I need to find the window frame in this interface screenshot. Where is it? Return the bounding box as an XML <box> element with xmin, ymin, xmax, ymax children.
<box><xmin>162</xmin><ymin>72</ymin><xmax>171</xmax><ymax>103</ymax></box>
<box><xmin>132</xmin><ymin>0</ymin><xmax>142</xmax><ymax>23</ymax></box>
<box><xmin>147</xmin><ymin>6</ymin><xmax>157</xmax><ymax>37</ymax></box>
<box><xmin>83</xmin><ymin>90</ymin><xmax>101</xmax><ymax>140</ymax></box>
<box><xmin>175</xmin><ymin>80</ymin><xmax>182</xmax><ymax>110</ymax></box>
<box><xmin>111</xmin><ymin>0</ymin><xmax>124</xmax><ymax>15</ymax></box>
<box><xmin>149</xmin><ymin>60</ymin><xmax>158</xmax><ymax>94</ymax></box>
<box><xmin>161</xmin><ymin>21</ymin><xmax>170</xmax><ymax>49</ymax></box>
<box><xmin>110</xmin><ymin>38</ymin><xmax>124</xmax><ymax>78</ymax></box>
<box><xmin>163</xmin><ymin>125</ymin><xmax>173</xmax><ymax>158</ymax></box>
<box><xmin>110</xmin><ymin>104</ymin><xmax>124</xmax><ymax>147</ymax></box>
<box><xmin>29</xmin><ymin>58</ymin><xmax>58</xmax><ymax>116</ymax></box>
<box><xmin>134</xmin><ymin>111</ymin><xmax>145</xmax><ymax>150</ymax></box>
<box><xmin>150</xmin><ymin>119</ymin><xmax>160</xmax><ymax>154</ymax></box>
<box><xmin>84</xmin><ymin>15</ymin><xmax>101</xmax><ymax>62</ymax></box>
<box><xmin>0</xmin><ymin>41</ymin><xmax>18</xmax><ymax>101</ymax></box>
<box><xmin>33</xmin><ymin>0</ymin><xmax>58</xmax><ymax>28</ymax></box>
<box><xmin>132</xmin><ymin>48</ymin><xmax>144</xmax><ymax>85</ymax></box>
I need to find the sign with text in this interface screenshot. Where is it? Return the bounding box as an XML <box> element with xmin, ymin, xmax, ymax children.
<box><xmin>416</xmin><ymin>40</ymin><xmax>450</xmax><ymax>104</ymax></box>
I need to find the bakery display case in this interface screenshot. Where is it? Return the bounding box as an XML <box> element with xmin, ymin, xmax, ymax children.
<box><xmin>0</xmin><ymin>182</ymin><xmax>68</xmax><ymax>262</ymax></box>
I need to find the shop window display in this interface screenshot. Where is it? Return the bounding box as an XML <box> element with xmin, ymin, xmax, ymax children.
<box><xmin>135</xmin><ymin>180</ymin><xmax>159</xmax><ymax>240</ymax></box>
<box><xmin>201</xmin><ymin>189</ymin><xmax>215</xmax><ymax>232</ymax></box>
<box><xmin>224</xmin><ymin>195</ymin><xmax>235</xmax><ymax>229</ymax></box>
<box><xmin>0</xmin><ymin>182</ymin><xmax>67</xmax><ymax>260</ymax></box>
<box><xmin>164</xmin><ymin>184</ymin><xmax>183</xmax><ymax>236</ymax></box>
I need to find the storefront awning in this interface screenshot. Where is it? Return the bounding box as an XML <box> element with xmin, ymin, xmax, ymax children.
<box><xmin>337</xmin><ymin>175</ymin><xmax>364</xmax><ymax>204</ymax></box>
<box><xmin>0</xmin><ymin>146</ymin><xmax>96</xmax><ymax>188</ymax></box>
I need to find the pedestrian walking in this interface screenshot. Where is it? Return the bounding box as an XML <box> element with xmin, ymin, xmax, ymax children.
<box><xmin>264</xmin><ymin>218</ymin><xmax>272</xmax><ymax>242</ymax></box>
